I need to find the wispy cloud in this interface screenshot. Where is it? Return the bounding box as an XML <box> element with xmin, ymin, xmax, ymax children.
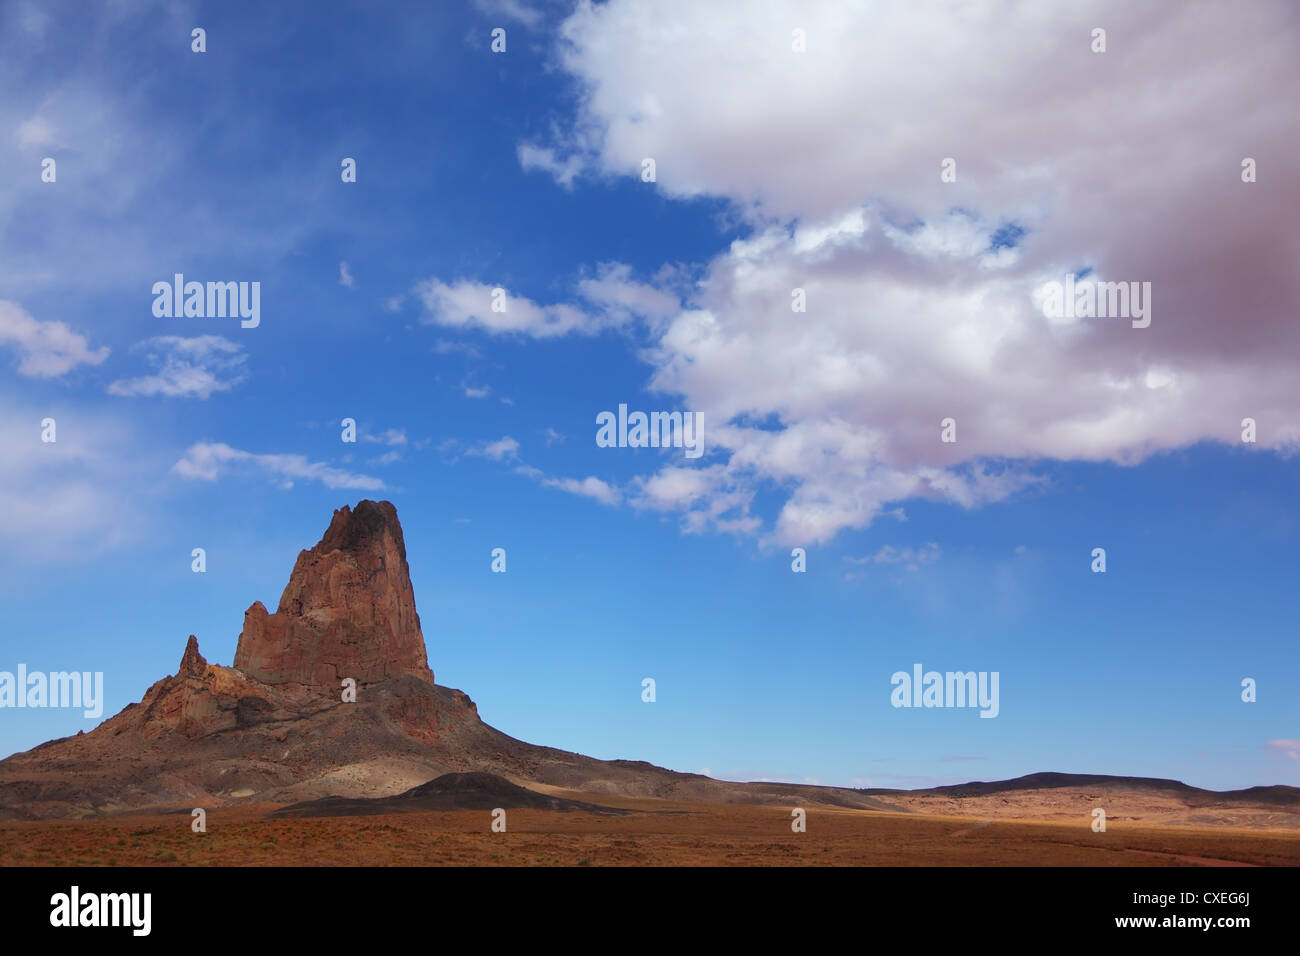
<box><xmin>517</xmin><ymin>143</ymin><xmax>583</xmax><ymax>187</ymax></box>
<box><xmin>107</xmin><ymin>335</ymin><xmax>246</xmax><ymax>399</ymax></box>
<box><xmin>538</xmin><ymin>474</ymin><xmax>621</xmax><ymax>506</ymax></box>
<box><xmin>0</xmin><ymin>300</ymin><xmax>109</xmax><ymax>377</ymax></box>
<box><xmin>362</xmin><ymin>428</ymin><xmax>407</xmax><ymax>447</ymax></box>
<box><xmin>1267</xmin><ymin>739</ymin><xmax>1300</xmax><ymax>760</ymax></box>
<box><xmin>473</xmin><ymin>0</ymin><xmax>543</xmax><ymax>28</ymax></box>
<box><xmin>433</xmin><ymin>339</ymin><xmax>482</xmax><ymax>358</ymax></box>
<box><xmin>467</xmin><ymin>436</ymin><xmax>520</xmax><ymax>461</ymax></box>
<box><xmin>846</xmin><ymin>543</ymin><xmax>941</xmax><ymax>572</ymax></box>
<box><xmin>171</xmin><ymin>442</ymin><xmax>385</xmax><ymax>491</ymax></box>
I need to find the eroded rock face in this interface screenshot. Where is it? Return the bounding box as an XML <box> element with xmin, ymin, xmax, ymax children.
<box><xmin>133</xmin><ymin>635</ymin><xmax>285</xmax><ymax>741</ymax></box>
<box><xmin>233</xmin><ymin>501</ymin><xmax>434</xmax><ymax>691</ymax></box>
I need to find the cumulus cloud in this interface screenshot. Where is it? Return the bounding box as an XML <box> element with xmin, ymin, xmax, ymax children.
<box><xmin>628</xmin><ymin>465</ymin><xmax>760</xmax><ymax>536</ymax></box>
<box><xmin>0</xmin><ymin>300</ymin><xmax>109</xmax><ymax>377</ymax></box>
<box><xmin>493</xmin><ymin>0</ymin><xmax>1300</xmax><ymax>545</ymax></box>
<box><xmin>171</xmin><ymin>442</ymin><xmax>385</xmax><ymax>491</ymax></box>
<box><xmin>107</xmin><ymin>335</ymin><xmax>246</xmax><ymax>399</ymax></box>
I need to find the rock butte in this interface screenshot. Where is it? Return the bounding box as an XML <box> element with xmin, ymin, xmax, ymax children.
<box><xmin>0</xmin><ymin>499</ymin><xmax>900</xmax><ymax>819</ymax></box>
<box><xmin>234</xmin><ymin>501</ymin><xmax>434</xmax><ymax>692</ymax></box>
<box><xmin>5</xmin><ymin>501</ymin><xmax>1278</xmax><ymax>824</ymax></box>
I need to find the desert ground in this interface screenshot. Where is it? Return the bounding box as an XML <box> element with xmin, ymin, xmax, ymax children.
<box><xmin>3</xmin><ymin>793</ymin><xmax>1298</xmax><ymax>867</ymax></box>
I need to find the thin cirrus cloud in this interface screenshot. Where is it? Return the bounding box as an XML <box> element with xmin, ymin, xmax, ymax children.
<box><xmin>452</xmin><ymin>0</ymin><xmax>1300</xmax><ymax>546</ymax></box>
<box><xmin>0</xmin><ymin>398</ymin><xmax>143</xmax><ymax>560</ymax></box>
<box><xmin>517</xmin><ymin>143</ymin><xmax>583</xmax><ymax>188</ymax></box>
<box><xmin>107</xmin><ymin>335</ymin><xmax>246</xmax><ymax>399</ymax></box>
<box><xmin>0</xmin><ymin>300</ymin><xmax>109</xmax><ymax>377</ymax></box>
<box><xmin>459</xmin><ymin>436</ymin><xmax>621</xmax><ymax>506</ymax></box>
<box><xmin>172</xmin><ymin>442</ymin><xmax>385</xmax><ymax>491</ymax></box>
<box><xmin>846</xmin><ymin>543</ymin><xmax>942</xmax><ymax>572</ymax></box>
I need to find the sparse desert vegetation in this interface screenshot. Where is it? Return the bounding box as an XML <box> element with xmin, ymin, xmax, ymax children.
<box><xmin>3</xmin><ymin>800</ymin><xmax>1297</xmax><ymax>867</ymax></box>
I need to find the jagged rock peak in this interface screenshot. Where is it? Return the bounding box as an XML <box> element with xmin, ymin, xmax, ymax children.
<box><xmin>178</xmin><ymin>635</ymin><xmax>207</xmax><ymax>677</ymax></box>
<box><xmin>233</xmin><ymin>500</ymin><xmax>433</xmax><ymax>690</ymax></box>
<box><xmin>313</xmin><ymin>500</ymin><xmax>408</xmax><ymax>565</ymax></box>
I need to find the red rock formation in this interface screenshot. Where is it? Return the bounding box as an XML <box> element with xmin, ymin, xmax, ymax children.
<box><xmin>0</xmin><ymin>498</ymin><xmax>906</xmax><ymax>820</ymax></box>
<box><xmin>178</xmin><ymin>634</ymin><xmax>206</xmax><ymax>677</ymax></box>
<box><xmin>233</xmin><ymin>500</ymin><xmax>434</xmax><ymax>691</ymax></box>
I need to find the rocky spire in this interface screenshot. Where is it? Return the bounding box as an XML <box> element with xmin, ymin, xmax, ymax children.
<box><xmin>233</xmin><ymin>500</ymin><xmax>434</xmax><ymax>691</ymax></box>
<box><xmin>178</xmin><ymin>635</ymin><xmax>207</xmax><ymax>677</ymax></box>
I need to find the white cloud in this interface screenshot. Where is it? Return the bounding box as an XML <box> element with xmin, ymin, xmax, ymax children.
<box><xmin>847</xmin><ymin>543</ymin><xmax>941</xmax><ymax>572</ymax></box>
<box><xmin>629</xmin><ymin>465</ymin><xmax>760</xmax><ymax>537</ymax></box>
<box><xmin>541</xmin><ymin>474</ymin><xmax>621</xmax><ymax>506</ymax></box>
<box><xmin>16</xmin><ymin>115</ymin><xmax>55</xmax><ymax>148</ymax></box>
<box><xmin>518</xmin><ymin>143</ymin><xmax>584</xmax><ymax>188</ymax></box>
<box><xmin>500</xmin><ymin>0</ymin><xmax>1300</xmax><ymax>545</ymax></box>
<box><xmin>464</xmin><ymin>383</ymin><xmax>491</xmax><ymax>399</ymax></box>
<box><xmin>0</xmin><ymin>396</ymin><xmax>150</xmax><ymax>562</ymax></box>
<box><xmin>467</xmin><ymin>436</ymin><xmax>520</xmax><ymax>461</ymax></box>
<box><xmin>511</xmin><ymin>461</ymin><xmax>622</xmax><ymax>506</ymax></box>
<box><xmin>474</xmin><ymin>0</ymin><xmax>543</xmax><ymax>28</ymax></box>
<box><xmin>416</xmin><ymin>265</ymin><xmax>683</xmax><ymax>339</ymax></box>
<box><xmin>172</xmin><ymin>442</ymin><xmax>385</xmax><ymax>491</ymax></box>
<box><xmin>433</xmin><ymin>339</ymin><xmax>482</xmax><ymax>357</ymax></box>
<box><xmin>339</xmin><ymin>261</ymin><xmax>355</xmax><ymax>288</ymax></box>
<box><xmin>415</xmin><ymin>278</ymin><xmax>609</xmax><ymax>338</ymax></box>
<box><xmin>107</xmin><ymin>335</ymin><xmax>246</xmax><ymax>399</ymax></box>
<box><xmin>362</xmin><ymin>428</ymin><xmax>407</xmax><ymax>446</ymax></box>
<box><xmin>576</xmin><ymin>262</ymin><xmax>680</xmax><ymax>327</ymax></box>
<box><xmin>0</xmin><ymin>300</ymin><xmax>109</xmax><ymax>377</ymax></box>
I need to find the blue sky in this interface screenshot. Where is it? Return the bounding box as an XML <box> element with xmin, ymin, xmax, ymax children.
<box><xmin>1</xmin><ymin>0</ymin><xmax>1298</xmax><ymax>791</ymax></box>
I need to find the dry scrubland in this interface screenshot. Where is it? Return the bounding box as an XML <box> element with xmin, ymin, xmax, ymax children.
<box><xmin>3</xmin><ymin>799</ymin><xmax>1297</xmax><ymax>867</ymax></box>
